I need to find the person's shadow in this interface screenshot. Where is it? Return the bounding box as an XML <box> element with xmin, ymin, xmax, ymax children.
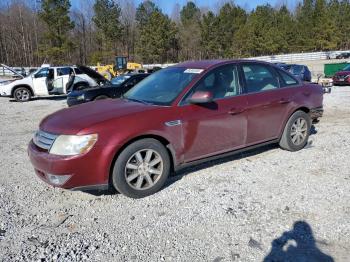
<box><xmin>264</xmin><ymin>221</ymin><xmax>334</xmax><ymax>262</ymax></box>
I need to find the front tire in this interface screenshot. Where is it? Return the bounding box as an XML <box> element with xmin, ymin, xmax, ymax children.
<box><xmin>279</xmin><ymin>111</ymin><xmax>311</xmax><ymax>151</ymax></box>
<box><xmin>14</xmin><ymin>87</ymin><xmax>31</xmax><ymax>102</ymax></box>
<box><xmin>112</xmin><ymin>139</ymin><xmax>171</xmax><ymax>198</ymax></box>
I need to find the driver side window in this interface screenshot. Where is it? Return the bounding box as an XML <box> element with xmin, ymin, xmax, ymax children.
<box><xmin>34</xmin><ymin>68</ymin><xmax>49</xmax><ymax>78</ymax></box>
<box><xmin>184</xmin><ymin>64</ymin><xmax>240</xmax><ymax>103</ymax></box>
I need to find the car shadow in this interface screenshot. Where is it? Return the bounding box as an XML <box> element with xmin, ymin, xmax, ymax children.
<box><xmin>310</xmin><ymin>125</ymin><xmax>318</xmax><ymax>135</ymax></box>
<box><xmin>9</xmin><ymin>95</ymin><xmax>67</xmax><ymax>102</ymax></box>
<box><xmin>163</xmin><ymin>143</ymin><xmax>278</xmax><ymax>190</ymax></box>
<box><xmin>264</xmin><ymin>221</ymin><xmax>334</xmax><ymax>262</ymax></box>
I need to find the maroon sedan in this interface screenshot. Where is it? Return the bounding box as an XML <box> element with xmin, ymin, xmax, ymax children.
<box><xmin>333</xmin><ymin>64</ymin><xmax>350</xmax><ymax>85</ymax></box>
<box><xmin>28</xmin><ymin>60</ymin><xmax>324</xmax><ymax>198</ymax></box>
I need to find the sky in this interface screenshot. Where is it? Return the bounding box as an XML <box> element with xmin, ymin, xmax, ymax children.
<box><xmin>133</xmin><ymin>0</ymin><xmax>281</xmax><ymax>13</ymax></box>
<box><xmin>70</xmin><ymin>0</ymin><xmax>290</xmax><ymax>14</ymax></box>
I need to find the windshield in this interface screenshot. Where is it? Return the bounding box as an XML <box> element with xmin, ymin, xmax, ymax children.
<box><xmin>343</xmin><ymin>65</ymin><xmax>350</xmax><ymax>71</ymax></box>
<box><xmin>290</xmin><ymin>65</ymin><xmax>304</xmax><ymax>74</ymax></box>
<box><xmin>111</xmin><ymin>75</ymin><xmax>131</xmax><ymax>85</ymax></box>
<box><xmin>29</xmin><ymin>69</ymin><xmax>40</xmax><ymax>76</ymax></box>
<box><xmin>124</xmin><ymin>67</ymin><xmax>200</xmax><ymax>105</ymax></box>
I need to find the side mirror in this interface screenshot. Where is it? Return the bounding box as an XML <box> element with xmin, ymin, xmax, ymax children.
<box><xmin>188</xmin><ymin>91</ymin><xmax>213</xmax><ymax>104</ymax></box>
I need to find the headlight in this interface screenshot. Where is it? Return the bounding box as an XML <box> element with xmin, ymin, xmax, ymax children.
<box><xmin>50</xmin><ymin>134</ymin><xmax>98</xmax><ymax>156</ymax></box>
<box><xmin>76</xmin><ymin>94</ymin><xmax>85</xmax><ymax>100</ymax></box>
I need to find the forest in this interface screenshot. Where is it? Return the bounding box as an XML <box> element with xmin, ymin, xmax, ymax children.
<box><xmin>0</xmin><ymin>0</ymin><xmax>349</xmax><ymax>67</ymax></box>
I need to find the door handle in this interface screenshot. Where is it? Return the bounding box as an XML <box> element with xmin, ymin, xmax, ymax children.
<box><xmin>278</xmin><ymin>98</ymin><xmax>291</xmax><ymax>104</ymax></box>
<box><xmin>228</xmin><ymin>108</ymin><xmax>245</xmax><ymax>115</ymax></box>
<box><xmin>303</xmin><ymin>92</ymin><xmax>311</xmax><ymax>96</ymax></box>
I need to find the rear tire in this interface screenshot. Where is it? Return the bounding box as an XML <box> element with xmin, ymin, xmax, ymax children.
<box><xmin>112</xmin><ymin>139</ymin><xmax>171</xmax><ymax>198</ymax></box>
<box><xmin>279</xmin><ymin>111</ymin><xmax>311</xmax><ymax>151</ymax></box>
<box><xmin>13</xmin><ymin>87</ymin><xmax>31</xmax><ymax>102</ymax></box>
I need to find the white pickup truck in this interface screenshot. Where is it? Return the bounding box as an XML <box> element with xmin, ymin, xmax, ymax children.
<box><xmin>0</xmin><ymin>64</ymin><xmax>97</xmax><ymax>102</ymax></box>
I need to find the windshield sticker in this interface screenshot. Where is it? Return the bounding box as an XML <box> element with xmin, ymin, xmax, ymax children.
<box><xmin>184</xmin><ymin>69</ymin><xmax>204</xmax><ymax>74</ymax></box>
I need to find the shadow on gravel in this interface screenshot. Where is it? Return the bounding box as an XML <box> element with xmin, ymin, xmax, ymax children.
<box><xmin>9</xmin><ymin>95</ymin><xmax>67</xmax><ymax>102</ymax></box>
<box><xmin>264</xmin><ymin>221</ymin><xmax>334</xmax><ymax>262</ymax></box>
<box><xmin>164</xmin><ymin>143</ymin><xmax>278</xmax><ymax>190</ymax></box>
<box><xmin>81</xmin><ymin>188</ymin><xmax>117</xmax><ymax>197</ymax></box>
<box><xmin>310</xmin><ymin>125</ymin><xmax>318</xmax><ymax>135</ymax></box>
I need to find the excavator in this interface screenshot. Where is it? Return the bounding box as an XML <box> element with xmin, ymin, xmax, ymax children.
<box><xmin>95</xmin><ymin>56</ymin><xmax>143</xmax><ymax>80</ymax></box>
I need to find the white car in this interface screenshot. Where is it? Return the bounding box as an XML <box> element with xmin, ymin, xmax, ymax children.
<box><xmin>327</xmin><ymin>52</ymin><xmax>341</xmax><ymax>60</ymax></box>
<box><xmin>0</xmin><ymin>64</ymin><xmax>98</xmax><ymax>102</ymax></box>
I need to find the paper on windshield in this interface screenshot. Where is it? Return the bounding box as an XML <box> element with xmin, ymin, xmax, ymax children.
<box><xmin>184</xmin><ymin>69</ymin><xmax>204</xmax><ymax>74</ymax></box>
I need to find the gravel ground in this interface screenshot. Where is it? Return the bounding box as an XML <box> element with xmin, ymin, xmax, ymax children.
<box><xmin>0</xmin><ymin>87</ymin><xmax>349</xmax><ymax>262</ymax></box>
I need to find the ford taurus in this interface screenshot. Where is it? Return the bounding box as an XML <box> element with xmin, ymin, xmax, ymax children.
<box><xmin>28</xmin><ymin>60</ymin><xmax>324</xmax><ymax>198</ymax></box>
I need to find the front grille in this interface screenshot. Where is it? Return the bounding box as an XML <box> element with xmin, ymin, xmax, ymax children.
<box><xmin>33</xmin><ymin>130</ymin><xmax>58</xmax><ymax>150</ymax></box>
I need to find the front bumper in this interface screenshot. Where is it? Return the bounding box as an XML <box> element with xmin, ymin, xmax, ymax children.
<box><xmin>0</xmin><ymin>87</ymin><xmax>12</xmax><ymax>96</ymax></box>
<box><xmin>66</xmin><ymin>96</ymin><xmax>86</xmax><ymax>107</ymax></box>
<box><xmin>333</xmin><ymin>78</ymin><xmax>350</xmax><ymax>86</ymax></box>
<box><xmin>27</xmin><ymin>140</ymin><xmax>111</xmax><ymax>190</ymax></box>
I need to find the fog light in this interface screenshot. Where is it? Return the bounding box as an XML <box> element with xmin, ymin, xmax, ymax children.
<box><xmin>46</xmin><ymin>174</ymin><xmax>71</xmax><ymax>186</ymax></box>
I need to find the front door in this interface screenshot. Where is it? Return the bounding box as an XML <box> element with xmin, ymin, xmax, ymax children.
<box><xmin>32</xmin><ymin>68</ymin><xmax>50</xmax><ymax>96</ymax></box>
<box><xmin>179</xmin><ymin>64</ymin><xmax>248</xmax><ymax>162</ymax></box>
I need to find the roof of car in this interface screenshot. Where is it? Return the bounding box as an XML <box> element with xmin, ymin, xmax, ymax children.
<box><xmin>174</xmin><ymin>59</ymin><xmax>272</xmax><ymax>70</ymax></box>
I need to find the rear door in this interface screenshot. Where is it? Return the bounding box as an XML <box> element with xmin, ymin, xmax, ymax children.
<box><xmin>56</xmin><ymin>67</ymin><xmax>73</xmax><ymax>94</ymax></box>
<box><xmin>240</xmin><ymin>63</ymin><xmax>297</xmax><ymax>145</ymax></box>
<box><xmin>179</xmin><ymin>64</ymin><xmax>248</xmax><ymax>161</ymax></box>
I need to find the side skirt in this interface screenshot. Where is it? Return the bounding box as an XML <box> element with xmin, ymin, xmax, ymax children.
<box><xmin>174</xmin><ymin>139</ymin><xmax>279</xmax><ymax>172</ymax></box>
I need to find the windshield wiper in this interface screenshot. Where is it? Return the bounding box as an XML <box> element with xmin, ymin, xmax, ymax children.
<box><xmin>124</xmin><ymin>97</ymin><xmax>152</xmax><ymax>105</ymax></box>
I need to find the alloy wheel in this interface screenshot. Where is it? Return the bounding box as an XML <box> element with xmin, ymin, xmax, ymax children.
<box><xmin>124</xmin><ymin>149</ymin><xmax>163</xmax><ymax>190</ymax></box>
<box><xmin>15</xmin><ymin>89</ymin><xmax>30</xmax><ymax>101</ymax></box>
<box><xmin>290</xmin><ymin>117</ymin><xmax>308</xmax><ymax>146</ymax></box>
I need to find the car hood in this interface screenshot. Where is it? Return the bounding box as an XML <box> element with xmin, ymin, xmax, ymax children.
<box><xmin>334</xmin><ymin>71</ymin><xmax>350</xmax><ymax>76</ymax></box>
<box><xmin>77</xmin><ymin>65</ymin><xmax>110</xmax><ymax>84</ymax></box>
<box><xmin>40</xmin><ymin>99</ymin><xmax>157</xmax><ymax>134</ymax></box>
<box><xmin>1</xmin><ymin>63</ymin><xmax>24</xmax><ymax>79</ymax></box>
<box><xmin>68</xmin><ymin>84</ymin><xmax>119</xmax><ymax>95</ymax></box>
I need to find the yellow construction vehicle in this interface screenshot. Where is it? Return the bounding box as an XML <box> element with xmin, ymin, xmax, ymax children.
<box><xmin>96</xmin><ymin>56</ymin><xmax>143</xmax><ymax>80</ymax></box>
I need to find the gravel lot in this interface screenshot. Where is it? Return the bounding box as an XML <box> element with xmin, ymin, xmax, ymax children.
<box><xmin>0</xmin><ymin>87</ymin><xmax>349</xmax><ymax>261</ymax></box>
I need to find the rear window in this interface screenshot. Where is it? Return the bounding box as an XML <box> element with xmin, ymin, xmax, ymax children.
<box><xmin>242</xmin><ymin>64</ymin><xmax>279</xmax><ymax>93</ymax></box>
<box><xmin>57</xmin><ymin>67</ymin><xmax>72</xmax><ymax>76</ymax></box>
<box><xmin>277</xmin><ymin>69</ymin><xmax>299</xmax><ymax>87</ymax></box>
<box><xmin>74</xmin><ymin>68</ymin><xmax>83</xmax><ymax>75</ymax></box>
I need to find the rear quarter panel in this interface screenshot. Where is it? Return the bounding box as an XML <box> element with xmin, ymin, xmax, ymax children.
<box><xmin>279</xmin><ymin>83</ymin><xmax>323</xmax><ymax>136</ymax></box>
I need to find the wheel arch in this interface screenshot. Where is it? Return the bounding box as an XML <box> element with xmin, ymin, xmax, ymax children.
<box><xmin>279</xmin><ymin>106</ymin><xmax>311</xmax><ymax>139</ymax></box>
<box><xmin>93</xmin><ymin>94</ymin><xmax>110</xmax><ymax>100</ymax></box>
<box><xmin>11</xmin><ymin>85</ymin><xmax>34</xmax><ymax>97</ymax></box>
<box><xmin>108</xmin><ymin>134</ymin><xmax>176</xmax><ymax>186</ymax></box>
